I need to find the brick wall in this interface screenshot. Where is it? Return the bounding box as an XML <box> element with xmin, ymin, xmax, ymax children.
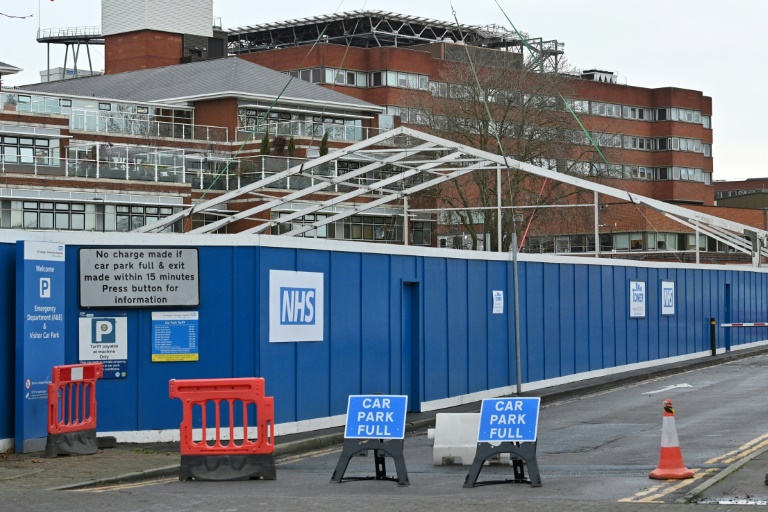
<box><xmin>105</xmin><ymin>30</ymin><xmax>183</xmax><ymax>74</ymax></box>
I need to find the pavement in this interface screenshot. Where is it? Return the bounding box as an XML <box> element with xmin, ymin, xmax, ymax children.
<box><xmin>2</xmin><ymin>345</ymin><xmax>768</xmax><ymax>506</ymax></box>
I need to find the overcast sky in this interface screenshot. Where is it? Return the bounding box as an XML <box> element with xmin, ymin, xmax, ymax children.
<box><xmin>1</xmin><ymin>1</ymin><xmax>765</xmax><ymax>181</ymax></box>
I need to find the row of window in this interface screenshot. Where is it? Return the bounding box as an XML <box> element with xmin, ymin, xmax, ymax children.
<box><xmin>568</xmin><ymin>162</ymin><xmax>711</xmax><ymax>184</ymax></box>
<box><xmin>715</xmin><ymin>189</ymin><xmax>759</xmax><ymax>199</ymax></box>
<box><xmin>288</xmin><ymin>68</ymin><xmax>430</xmax><ymax>91</ymax></box>
<box><xmin>268</xmin><ymin>212</ymin><xmax>432</xmax><ymax>245</ymax></box>
<box><xmin>569</xmin><ymin>131</ymin><xmax>711</xmax><ymax>155</ymax></box>
<box><xmin>238</xmin><ymin>109</ymin><xmax>354</xmax><ymax>128</ymax></box>
<box><xmin>386</xmin><ymin>105</ymin><xmax>712</xmax><ymax>157</ymax></box>
<box><xmin>569</xmin><ymin>100</ymin><xmax>710</xmax><ymax>127</ymax></box>
<box><xmin>0</xmin><ymin>136</ymin><xmax>60</xmax><ymax>166</ymax></box>
<box><xmin>0</xmin><ymin>200</ymin><xmax>181</xmax><ymax>232</ymax></box>
<box><xmin>286</xmin><ymin>68</ymin><xmax>711</xmax><ymax>129</ymax></box>
<box><xmin>525</xmin><ymin>232</ymin><xmax>731</xmax><ymax>254</ymax></box>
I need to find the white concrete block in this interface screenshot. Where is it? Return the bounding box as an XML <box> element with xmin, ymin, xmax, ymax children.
<box><xmin>431</xmin><ymin>413</ymin><xmax>480</xmax><ymax>465</ymax></box>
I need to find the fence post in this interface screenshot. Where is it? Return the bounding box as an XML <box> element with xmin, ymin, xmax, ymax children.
<box><xmin>710</xmin><ymin>318</ymin><xmax>716</xmax><ymax>356</ymax></box>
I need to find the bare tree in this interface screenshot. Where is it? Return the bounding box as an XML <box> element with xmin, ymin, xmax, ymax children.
<box><xmin>407</xmin><ymin>48</ymin><xmax>619</xmax><ymax>252</ymax></box>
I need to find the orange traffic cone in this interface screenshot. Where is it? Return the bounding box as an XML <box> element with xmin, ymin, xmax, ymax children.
<box><xmin>649</xmin><ymin>398</ymin><xmax>694</xmax><ymax>479</ymax></box>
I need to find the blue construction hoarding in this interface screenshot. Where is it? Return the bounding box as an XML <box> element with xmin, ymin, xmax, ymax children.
<box><xmin>1</xmin><ymin>231</ymin><xmax>768</xmax><ymax>448</ymax></box>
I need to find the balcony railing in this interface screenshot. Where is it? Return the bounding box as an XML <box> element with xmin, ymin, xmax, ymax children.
<box><xmin>0</xmin><ymin>154</ymin><xmax>395</xmax><ymax>194</ymax></box>
<box><xmin>236</xmin><ymin>121</ymin><xmax>388</xmax><ymax>144</ymax></box>
<box><xmin>70</xmin><ymin>110</ymin><xmax>228</xmax><ymax>142</ymax></box>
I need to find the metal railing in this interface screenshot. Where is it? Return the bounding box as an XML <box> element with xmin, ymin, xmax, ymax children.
<box><xmin>236</xmin><ymin>121</ymin><xmax>386</xmax><ymax>143</ymax></box>
<box><xmin>70</xmin><ymin>110</ymin><xmax>229</xmax><ymax>142</ymax></box>
<box><xmin>0</xmin><ymin>153</ymin><xmax>389</xmax><ymax>194</ymax></box>
<box><xmin>37</xmin><ymin>26</ymin><xmax>102</xmax><ymax>40</ymax></box>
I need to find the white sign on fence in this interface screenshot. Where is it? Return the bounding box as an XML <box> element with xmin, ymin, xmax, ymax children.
<box><xmin>629</xmin><ymin>280</ymin><xmax>646</xmax><ymax>318</ymax></box>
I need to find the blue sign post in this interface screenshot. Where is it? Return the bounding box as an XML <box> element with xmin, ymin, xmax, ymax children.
<box><xmin>478</xmin><ymin>397</ymin><xmax>541</xmax><ymax>442</ymax></box>
<box><xmin>15</xmin><ymin>241</ymin><xmax>66</xmax><ymax>453</ymax></box>
<box><xmin>344</xmin><ymin>395</ymin><xmax>408</xmax><ymax>439</ymax></box>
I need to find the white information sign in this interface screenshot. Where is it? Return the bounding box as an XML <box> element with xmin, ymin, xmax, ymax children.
<box><xmin>78</xmin><ymin>314</ymin><xmax>129</xmax><ymax>378</ymax></box>
<box><xmin>629</xmin><ymin>280</ymin><xmax>646</xmax><ymax>318</ymax></box>
<box><xmin>269</xmin><ymin>270</ymin><xmax>324</xmax><ymax>342</ymax></box>
<box><xmin>492</xmin><ymin>290</ymin><xmax>504</xmax><ymax>314</ymax></box>
<box><xmin>661</xmin><ymin>281</ymin><xmax>675</xmax><ymax>316</ymax></box>
<box><xmin>79</xmin><ymin>248</ymin><xmax>199</xmax><ymax>307</ymax></box>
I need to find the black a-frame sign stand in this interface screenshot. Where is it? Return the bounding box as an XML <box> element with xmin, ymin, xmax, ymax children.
<box><xmin>463</xmin><ymin>441</ymin><xmax>541</xmax><ymax>488</ymax></box>
<box><xmin>330</xmin><ymin>438</ymin><xmax>410</xmax><ymax>486</ymax></box>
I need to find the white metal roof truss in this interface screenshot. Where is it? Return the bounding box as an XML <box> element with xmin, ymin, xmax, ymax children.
<box><xmin>135</xmin><ymin>127</ymin><xmax>768</xmax><ymax>266</ymax></box>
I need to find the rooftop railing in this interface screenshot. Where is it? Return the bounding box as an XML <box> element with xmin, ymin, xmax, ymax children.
<box><xmin>36</xmin><ymin>26</ymin><xmax>102</xmax><ymax>40</ymax></box>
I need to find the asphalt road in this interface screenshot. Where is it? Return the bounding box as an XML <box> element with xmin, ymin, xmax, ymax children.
<box><xmin>3</xmin><ymin>353</ymin><xmax>767</xmax><ymax>512</ymax></box>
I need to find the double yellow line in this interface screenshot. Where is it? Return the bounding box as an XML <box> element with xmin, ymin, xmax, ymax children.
<box><xmin>619</xmin><ymin>432</ymin><xmax>768</xmax><ymax>503</ymax></box>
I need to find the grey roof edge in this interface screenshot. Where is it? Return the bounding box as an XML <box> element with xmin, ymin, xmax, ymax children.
<box><xmin>158</xmin><ymin>91</ymin><xmax>384</xmax><ymax>113</ymax></box>
<box><xmin>0</xmin><ymin>61</ymin><xmax>23</xmax><ymax>75</ymax></box>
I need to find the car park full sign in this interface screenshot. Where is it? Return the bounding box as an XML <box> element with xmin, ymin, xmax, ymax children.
<box><xmin>344</xmin><ymin>395</ymin><xmax>408</xmax><ymax>439</ymax></box>
<box><xmin>477</xmin><ymin>397</ymin><xmax>540</xmax><ymax>443</ymax></box>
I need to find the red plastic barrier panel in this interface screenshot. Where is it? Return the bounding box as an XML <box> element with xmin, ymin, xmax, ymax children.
<box><xmin>169</xmin><ymin>378</ymin><xmax>274</xmax><ymax>456</ymax></box>
<box><xmin>47</xmin><ymin>363</ymin><xmax>104</xmax><ymax>435</ymax></box>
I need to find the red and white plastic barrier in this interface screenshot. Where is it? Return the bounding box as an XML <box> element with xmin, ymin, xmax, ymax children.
<box><xmin>45</xmin><ymin>363</ymin><xmax>104</xmax><ymax>457</ymax></box>
<box><xmin>48</xmin><ymin>363</ymin><xmax>103</xmax><ymax>436</ymax></box>
<box><xmin>169</xmin><ymin>377</ymin><xmax>274</xmax><ymax>456</ymax></box>
<box><xmin>169</xmin><ymin>377</ymin><xmax>277</xmax><ymax>480</ymax></box>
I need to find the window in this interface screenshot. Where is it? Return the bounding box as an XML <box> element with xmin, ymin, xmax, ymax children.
<box><xmin>370</xmin><ymin>71</ymin><xmax>382</xmax><ymax>87</ymax></box>
<box><xmin>98</xmin><ymin>102</ymin><xmax>111</xmax><ymax>111</ymax></box>
<box><xmin>614</xmin><ymin>233</ymin><xmax>629</xmax><ymax>251</ymax></box>
<box><xmin>703</xmin><ymin>115</ymin><xmax>711</xmax><ymax>129</ymax></box>
<box><xmin>59</xmin><ymin>99</ymin><xmax>72</xmax><ymax>107</ymax></box>
<box><xmin>136</xmin><ymin>106</ymin><xmax>149</xmax><ymax>114</ymax></box>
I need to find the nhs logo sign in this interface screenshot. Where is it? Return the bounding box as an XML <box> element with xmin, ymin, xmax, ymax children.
<box><xmin>661</xmin><ymin>280</ymin><xmax>675</xmax><ymax>316</ymax></box>
<box><xmin>269</xmin><ymin>270</ymin><xmax>324</xmax><ymax>342</ymax></box>
<box><xmin>280</xmin><ymin>288</ymin><xmax>316</xmax><ymax>325</ymax></box>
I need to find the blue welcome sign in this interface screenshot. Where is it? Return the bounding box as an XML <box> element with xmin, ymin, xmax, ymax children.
<box><xmin>15</xmin><ymin>241</ymin><xmax>66</xmax><ymax>452</ymax></box>
<box><xmin>477</xmin><ymin>397</ymin><xmax>541</xmax><ymax>443</ymax></box>
<box><xmin>344</xmin><ymin>395</ymin><xmax>408</xmax><ymax>439</ymax></box>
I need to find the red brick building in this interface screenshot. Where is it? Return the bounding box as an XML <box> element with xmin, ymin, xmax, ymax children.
<box><xmin>1</xmin><ymin>6</ymin><xmax>764</xmax><ymax>262</ymax></box>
